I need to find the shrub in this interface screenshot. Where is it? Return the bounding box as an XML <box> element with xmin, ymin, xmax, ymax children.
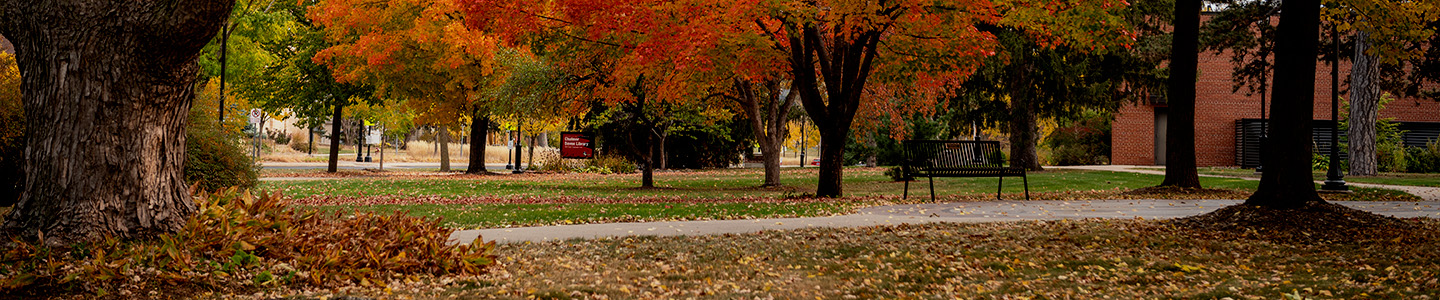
<box><xmin>1044</xmin><ymin>111</ymin><xmax>1111</xmax><ymax>166</ymax></box>
<box><xmin>885</xmin><ymin>166</ymin><xmax>912</xmax><ymax>182</ymax></box>
<box><xmin>1405</xmin><ymin>138</ymin><xmax>1440</xmax><ymax>173</ymax></box>
<box><xmin>185</xmin><ymin>102</ymin><xmax>258</xmax><ymax>192</ymax></box>
<box><xmin>584</xmin><ymin>154</ymin><xmax>636</xmax><ymax>174</ymax></box>
<box><xmin>288</xmin><ymin>134</ymin><xmax>313</xmax><ymax>153</ymax></box>
<box><xmin>534</xmin><ymin>150</ymin><xmax>581</xmax><ymax>173</ymax></box>
<box><xmin>1312</xmin><ymin>153</ymin><xmax>1330</xmax><ymax>171</ymax></box>
<box><xmin>1377</xmin><ymin>140</ymin><xmax>1409</xmax><ymax>173</ymax></box>
<box><xmin>0</xmin><ymin>188</ymin><xmax>496</xmax><ymax>297</ymax></box>
<box><xmin>271</xmin><ymin>131</ymin><xmax>292</xmax><ymax>145</ymax></box>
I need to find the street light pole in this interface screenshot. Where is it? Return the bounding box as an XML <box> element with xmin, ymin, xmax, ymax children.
<box><xmin>513</xmin><ymin>118</ymin><xmax>524</xmax><ymax>174</ymax></box>
<box><xmin>1322</xmin><ymin>23</ymin><xmax>1349</xmax><ymax>192</ymax></box>
<box><xmin>799</xmin><ymin>118</ymin><xmax>806</xmax><ymax>167</ymax></box>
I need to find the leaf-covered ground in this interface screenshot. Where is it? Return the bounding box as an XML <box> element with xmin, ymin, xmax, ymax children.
<box><xmin>263</xmin><ymin>169</ymin><xmax>1422</xmax><ymax>229</ymax></box>
<box><xmin>239</xmin><ymin>218</ymin><xmax>1440</xmax><ymax>299</ymax></box>
<box><xmin>1153</xmin><ymin>167</ymin><xmax>1440</xmax><ymax>188</ymax></box>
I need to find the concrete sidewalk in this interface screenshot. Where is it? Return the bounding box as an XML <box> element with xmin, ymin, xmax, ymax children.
<box><xmin>450</xmin><ymin>199</ymin><xmax>1440</xmax><ymax>244</ymax></box>
<box><xmin>1050</xmin><ymin>165</ymin><xmax>1440</xmax><ymax>201</ymax></box>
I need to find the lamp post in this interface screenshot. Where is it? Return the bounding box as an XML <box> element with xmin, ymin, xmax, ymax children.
<box><xmin>513</xmin><ymin>119</ymin><xmax>524</xmax><ymax>174</ymax></box>
<box><xmin>1322</xmin><ymin>23</ymin><xmax>1349</xmax><ymax>192</ymax></box>
<box><xmin>799</xmin><ymin>118</ymin><xmax>806</xmax><ymax>167</ymax></box>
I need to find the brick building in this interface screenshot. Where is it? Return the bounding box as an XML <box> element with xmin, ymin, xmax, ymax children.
<box><xmin>1111</xmin><ymin>44</ymin><xmax>1440</xmax><ymax>166</ymax></box>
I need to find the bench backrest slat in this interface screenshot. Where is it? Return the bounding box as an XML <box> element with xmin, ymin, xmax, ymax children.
<box><xmin>902</xmin><ymin>140</ymin><xmax>1007</xmax><ymax>173</ymax></box>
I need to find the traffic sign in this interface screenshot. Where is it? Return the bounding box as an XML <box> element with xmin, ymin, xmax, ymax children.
<box><xmin>248</xmin><ymin>108</ymin><xmax>263</xmax><ymax>125</ymax></box>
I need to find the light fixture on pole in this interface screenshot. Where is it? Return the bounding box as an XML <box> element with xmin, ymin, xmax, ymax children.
<box><xmin>1321</xmin><ymin>23</ymin><xmax>1349</xmax><ymax>193</ymax></box>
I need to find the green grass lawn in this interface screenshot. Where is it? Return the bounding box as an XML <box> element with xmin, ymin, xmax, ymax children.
<box><xmin>261</xmin><ymin>168</ymin><xmax>1424</xmax><ymax>229</ymax></box>
<box><xmin>264</xmin><ymin>168</ymin><xmax>1268</xmax><ymax>199</ymax></box>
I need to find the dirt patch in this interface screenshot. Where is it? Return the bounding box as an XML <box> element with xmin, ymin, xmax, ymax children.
<box><xmin>1167</xmin><ymin>201</ymin><xmax>1424</xmax><ymax>244</ymax></box>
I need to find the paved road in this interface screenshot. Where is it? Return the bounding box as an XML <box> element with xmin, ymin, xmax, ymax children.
<box><xmin>450</xmin><ymin>200</ymin><xmax>1440</xmax><ymax>244</ymax></box>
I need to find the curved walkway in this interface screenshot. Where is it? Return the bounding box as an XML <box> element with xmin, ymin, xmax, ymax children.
<box><xmin>1050</xmin><ymin>165</ymin><xmax>1440</xmax><ymax>201</ymax></box>
<box><xmin>450</xmin><ymin>200</ymin><xmax>1440</xmax><ymax>244</ymax></box>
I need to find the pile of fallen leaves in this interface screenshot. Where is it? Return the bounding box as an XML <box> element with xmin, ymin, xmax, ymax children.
<box><xmin>1168</xmin><ymin>200</ymin><xmax>1424</xmax><ymax>244</ymax></box>
<box><xmin>0</xmin><ymin>188</ymin><xmax>495</xmax><ymax>299</ymax></box>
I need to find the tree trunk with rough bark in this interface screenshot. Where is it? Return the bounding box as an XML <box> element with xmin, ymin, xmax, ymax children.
<box><xmin>1347</xmin><ymin>31</ymin><xmax>1380</xmax><ymax>176</ymax></box>
<box><xmin>815</xmin><ymin>128</ymin><xmax>848</xmax><ymax>196</ymax></box>
<box><xmin>0</xmin><ymin>0</ymin><xmax>234</xmax><ymax>245</ymax></box>
<box><xmin>734</xmin><ymin>79</ymin><xmax>795</xmax><ymax>187</ymax></box>
<box><xmin>1246</xmin><ymin>0</ymin><xmax>1324</xmax><ymax>208</ymax></box>
<box><xmin>328</xmin><ymin>103</ymin><xmax>344</xmax><ymax>173</ymax></box>
<box><xmin>1160</xmin><ymin>0</ymin><xmax>1203</xmax><ymax>188</ymax></box>
<box><xmin>466</xmin><ymin>114</ymin><xmax>489</xmax><ymax>174</ymax></box>
<box><xmin>1008</xmin><ymin>101</ymin><xmax>1044</xmax><ymax>171</ymax></box>
<box><xmin>655</xmin><ymin>130</ymin><xmax>668</xmax><ymax>170</ymax></box>
<box><xmin>641</xmin><ymin>132</ymin><xmax>655</xmax><ymax>188</ymax></box>
<box><xmin>439</xmin><ymin>126</ymin><xmax>451</xmax><ymax>172</ymax></box>
<box><xmin>1002</xmin><ymin>47</ymin><xmax>1044</xmax><ymax>172</ymax></box>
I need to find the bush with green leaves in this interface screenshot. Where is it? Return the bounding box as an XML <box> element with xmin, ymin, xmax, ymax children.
<box><xmin>885</xmin><ymin>166</ymin><xmax>913</xmax><ymax>182</ymax></box>
<box><xmin>584</xmin><ymin>154</ymin><xmax>636</xmax><ymax>174</ymax></box>
<box><xmin>1405</xmin><ymin>138</ymin><xmax>1440</xmax><ymax>173</ymax></box>
<box><xmin>185</xmin><ymin>112</ymin><xmax>259</xmax><ymax>191</ymax></box>
<box><xmin>1377</xmin><ymin>140</ymin><xmax>1409</xmax><ymax>173</ymax></box>
<box><xmin>1044</xmin><ymin>111</ymin><xmax>1111</xmax><ymax>166</ymax></box>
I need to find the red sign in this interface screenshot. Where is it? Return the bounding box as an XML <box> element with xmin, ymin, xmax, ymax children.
<box><xmin>560</xmin><ymin>132</ymin><xmax>595</xmax><ymax>159</ymax></box>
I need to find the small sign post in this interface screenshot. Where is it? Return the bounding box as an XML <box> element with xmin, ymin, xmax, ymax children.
<box><xmin>248</xmin><ymin>109</ymin><xmax>263</xmax><ymax>158</ymax></box>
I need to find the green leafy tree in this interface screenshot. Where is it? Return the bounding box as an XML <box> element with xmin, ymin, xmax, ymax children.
<box><xmin>234</xmin><ymin>0</ymin><xmax>376</xmax><ymax>173</ymax></box>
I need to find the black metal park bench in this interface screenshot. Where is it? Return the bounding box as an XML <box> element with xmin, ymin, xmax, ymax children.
<box><xmin>902</xmin><ymin>140</ymin><xmax>1030</xmax><ymax>201</ymax></box>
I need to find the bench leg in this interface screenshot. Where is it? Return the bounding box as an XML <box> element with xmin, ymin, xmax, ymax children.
<box><xmin>1023</xmin><ymin>174</ymin><xmax>1030</xmax><ymax>200</ymax></box>
<box><xmin>903</xmin><ymin>179</ymin><xmax>909</xmax><ymax>199</ymax></box>
<box><xmin>996</xmin><ymin>176</ymin><xmax>1003</xmax><ymax>200</ymax></box>
<box><xmin>929</xmin><ymin>176</ymin><xmax>936</xmax><ymax>201</ymax></box>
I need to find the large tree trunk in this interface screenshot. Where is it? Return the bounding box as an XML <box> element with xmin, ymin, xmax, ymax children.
<box><xmin>1160</xmin><ymin>0</ymin><xmax>1202</xmax><ymax>188</ymax></box>
<box><xmin>0</xmin><ymin>0</ymin><xmax>233</xmax><ymax>244</ymax></box>
<box><xmin>1002</xmin><ymin>47</ymin><xmax>1044</xmax><ymax>171</ymax></box>
<box><xmin>439</xmin><ymin>126</ymin><xmax>451</xmax><ymax>172</ymax></box>
<box><xmin>328</xmin><ymin>103</ymin><xmax>344</xmax><ymax>173</ymax></box>
<box><xmin>1347</xmin><ymin>31</ymin><xmax>1380</xmax><ymax>176</ymax></box>
<box><xmin>815</xmin><ymin>129</ymin><xmax>848</xmax><ymax>196</ymax></box>
<box><xmin>1008</xmin><ymin>100</ymin><xmax>1044</xmax><ymax>171</ymax></box>
<box><xmin>466</xmin><ymin>114</ymin><xmax>489</xmax><ymax>174</ymax></box>
<box><xmin>1246</xmin><ymin>0</ymin><xmax>1324</xmax><ymax>208</ymax></box>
